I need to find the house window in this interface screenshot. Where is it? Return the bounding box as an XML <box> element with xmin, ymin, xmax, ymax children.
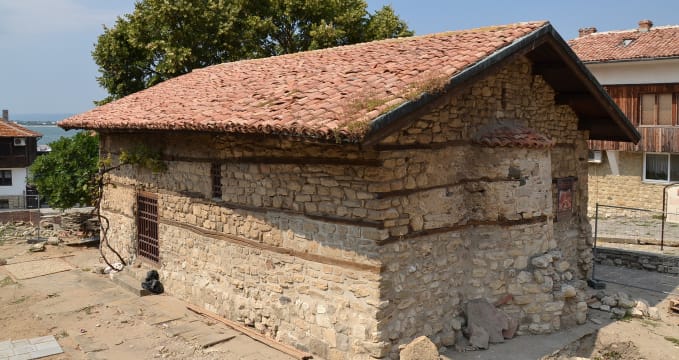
<box><xmin>211</xmin><ymin>163</ymin><xmax>222</xmax><ymax>199</ymax></box>
<box><xmin>644</xmin><ymin>153</ymin><xmax>679</xmax><ymax>182</ymax></box>
<box><xmin>0</xmin><ymin>200</ymin><xmax>8</xmax><ymax>209</ymax></box>
<box><xmin>0</xmin><ymin>170</ymin><xmax>12</xmax><ymax>186</ymax></box>
<box><xmin>640</xmin><ymin>93</ymin><xmax>674</xmax><ymax>125</ymax></box>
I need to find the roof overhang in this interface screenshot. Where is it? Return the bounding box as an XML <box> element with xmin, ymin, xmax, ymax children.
<box><xmin>362</xmin><ymin>24</ymin><xmax>641</xmax><ymax>146</ymax></box>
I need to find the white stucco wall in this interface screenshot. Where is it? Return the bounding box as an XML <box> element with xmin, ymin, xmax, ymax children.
<box><xmin>0</xmin><ymin>168</ymin><xmax>27</xmax><ymax>196</ymax></box>
<box><xmin>586</xmin><ymin>58</ymin><xmax>679</xmax><ymax>85</ymax></box>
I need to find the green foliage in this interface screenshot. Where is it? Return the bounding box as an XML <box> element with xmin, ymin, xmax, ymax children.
<box><xmin>29</xmin><ymin>132</ymin><xmax>100</xmax><ymax>209</ymax></box>
<box><xmin>119</xmin><ymin>146</ymin><xmax>168</xmax><ymax>173</ymax></box>
<box><xmin>365</xmin><ymin>5</ymin><xmax>413</xmax><ymax>40</ymax></box>
<box><xmin>93</xmin><ymin>0</ymin><xmax>413</xmax><ymax>103</ymax></box>
<box><xmin>29</xmin><ymin>132</ymin><xmax>167</xmax><ymax>210</ymax></box>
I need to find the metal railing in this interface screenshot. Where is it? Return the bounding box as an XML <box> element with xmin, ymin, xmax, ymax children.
<box><xmin>592</xmin><ymin>203</ymin><xmax>679</xmax><ymax>252</ymax></box>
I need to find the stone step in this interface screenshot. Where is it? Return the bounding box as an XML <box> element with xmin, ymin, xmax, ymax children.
<box><xmin>111</xmin><ymin>271</ymin><xmax>151</xmax><ymax>297</ymax></box>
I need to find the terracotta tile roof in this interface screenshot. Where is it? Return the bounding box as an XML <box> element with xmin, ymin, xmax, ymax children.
<box><xmin>569</xmin><ymin>25</ymin><xmax>679</xmax><ymax>62</ymax></box>
<box><xmin>0</xmin><ymin>121</ymin><xmax>42</xmax><ymax>138</ymax></box>
<box><xmin>472</xmin><ymin>123</ymin><xmax>555</xmax><ymax>149</ymax></box>
<box><xmin>60</xmin><ymin>21</ymin><xmax>549</xmax><ymax>142</ymax></box>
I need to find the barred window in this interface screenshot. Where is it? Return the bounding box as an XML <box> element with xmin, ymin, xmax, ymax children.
<box><xmin>211</xmin><ymin>163</ymin><xmax>222</xmax><ymax>199</ymax></box>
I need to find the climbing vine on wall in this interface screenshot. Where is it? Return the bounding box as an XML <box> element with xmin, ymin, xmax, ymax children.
<box><xmin>95</xmin><ymin>145</ymin><xmax>167</xmax><ymax>269</ymax></box>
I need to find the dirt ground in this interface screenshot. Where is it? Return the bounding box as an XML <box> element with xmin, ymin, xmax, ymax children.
<box><xmin>0</xmin><ymin>225</ymin><xmax>294</xmax><ymax>360</ymax></box>
<box><xmin>3</xmin><ymin>224</ymin><xmax>679</xmax><ymax>360</ymax></box>
<box><xmin>555</xmin><ymin>278</ymin><xmax>679</xmax><ymax>360</ymax></box>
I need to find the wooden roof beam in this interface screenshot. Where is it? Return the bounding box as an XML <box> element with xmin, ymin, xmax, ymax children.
<box><xmin>554</xmin><ymin>92</ymin><xmax>592</xmax><ymax>105</ymax></box>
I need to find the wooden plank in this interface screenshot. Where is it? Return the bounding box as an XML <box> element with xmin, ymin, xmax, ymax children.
<box><xmin>591</xmin><ymin>84</ymin><xmax>679</xmax><ymax>152</ymax></box>
<box><xmin>186</xmin><ymin>304</ymin><xmax>313</xmax><ymax>360</ymax></box>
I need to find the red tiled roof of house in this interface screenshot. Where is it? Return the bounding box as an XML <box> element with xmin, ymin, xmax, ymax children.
<box><xmin>569</xmin><ymin>25</ymin><xmax>679</xmax><ymax>63</ymax></box>
<box><xmin>60</xmin><ymin>21</ymin><xmax>549</xmax><ymax>142</ymax></box>
<box><xmin>472</xmin><ymin>123</ymin><xmax>555</xmax><ymax>149</ymax></box>
<box><xmin>0</xmin><ymin>121</ymin><xmax>42</xmax><ymax>138</ymax></box>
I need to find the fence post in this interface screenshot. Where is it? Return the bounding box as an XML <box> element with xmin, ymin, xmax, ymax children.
<box><xmin>662</xmin><ymin>185</ymin><xmax>668</xmax><ymax>252</ymax></box>
<box><xmin>592</xmin><ymin>203</ymin><xmax>599</xmax><ymax>281</ymax></box>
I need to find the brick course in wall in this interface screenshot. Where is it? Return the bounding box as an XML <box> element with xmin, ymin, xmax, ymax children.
<box><xmin>99</xmin><ymin>56</ymin><xmax>592</xmax><ymax>359</ymax></box>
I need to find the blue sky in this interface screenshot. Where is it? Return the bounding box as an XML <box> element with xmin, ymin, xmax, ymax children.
<box><xmin>1</xmin><ymin>0</ymin><xmax>678</xmax><ymax>118</ymax></box>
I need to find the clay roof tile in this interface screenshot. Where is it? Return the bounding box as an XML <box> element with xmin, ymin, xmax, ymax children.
<box><xmin>60</xmin><ymin>21</ymin><xmax>548</xmax><ymax>141</ymax></box>
<box><xmin>0</xmin><ymin>121</ymin><xmax>42</xmax><ymax>138</ymax></box>
<box><xmin>569</xmin><ymin>24</ymin><xmax>679</xmax><ymax>62</ymax></box>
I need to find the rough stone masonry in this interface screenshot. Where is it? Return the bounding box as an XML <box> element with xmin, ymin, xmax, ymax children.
<box><xmin>99</xmin><ymin>56</ymin><xmax>591</xmax><ymax>359</ymax></box>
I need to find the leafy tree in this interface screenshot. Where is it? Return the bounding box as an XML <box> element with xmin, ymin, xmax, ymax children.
<box><xmin>93</xmin><ymin>0</ymin><xmax>413</xmax><ymax>104</ymax></box>
<box><xmin>29</xmin><ymin>132</ymin><xmax>99</xmax><ymax>209</ymax></box>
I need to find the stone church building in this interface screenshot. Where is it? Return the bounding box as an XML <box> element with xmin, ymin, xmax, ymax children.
<box><xmin>61</xmin><ymin>21</ymin><xmax>638</xmax><ymax>359</ymax></box>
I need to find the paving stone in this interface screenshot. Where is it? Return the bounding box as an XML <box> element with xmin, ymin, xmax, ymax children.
<box><xmin>0</xmin><ymin>336</ymin><xmax>63</xmax><ymax>360</ymax></box>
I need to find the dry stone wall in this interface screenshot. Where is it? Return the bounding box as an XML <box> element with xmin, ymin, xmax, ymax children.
<box><xmin>98</xmin><ymin>55</ymin><xmax>593</xmax><ymax>360</ymax></box>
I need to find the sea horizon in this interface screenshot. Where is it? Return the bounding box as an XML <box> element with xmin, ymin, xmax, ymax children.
<box><xmin>23</xmin><ymin>124</ymin><xmax>77</xmax><ymax>145</ymax></box>
<box><xmin>10</xmin><ymin>113</ymin><xmax>75</xmax><ymax>123</ymax></box>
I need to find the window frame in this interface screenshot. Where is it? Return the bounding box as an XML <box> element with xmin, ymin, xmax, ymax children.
<box><xmin>642</xmin><ymin>152</ymin><xmax>679</xmax><ymax>183</ymax></box>
<box><xmin>639</xmin><ymin>93</ymin><xmax>677</xmax><ymax>126</ymax></box>
<box><xmin>0</xmin><ymin>170</ymin><xmax>12</xmax><ymax>186</ymax></box>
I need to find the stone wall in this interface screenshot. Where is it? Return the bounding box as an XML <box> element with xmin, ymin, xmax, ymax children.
<box><xmin>0</xmin><ymin>209</ymin><xmax>40</xmax><ymax>224</ymax></box>
<box><xmin>99</xmin><ymin>56</ymin><xmax>593</xmax><ymax>359</ymax></box>
<box><xmin>0</xmin><ymin>195</ymin><xmax>25</xmax><ymax>209</ymax></box>
<box><xmin>588</xmin><ymin>151</ymin><xmax>665</xmax><ymax>213</ymax></box>
<box><xmin>594</xmin><ymin>246</ymin><xmax>679</xmax><ymax>274</ymax></box>
<box><xmin>374</xmin><ymin>56</ymin><xmax>591</xmax><ymax>357</ymax></box>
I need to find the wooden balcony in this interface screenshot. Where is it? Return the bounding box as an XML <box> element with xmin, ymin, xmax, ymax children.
<box><xmin>589</xmin><ymin>126</ymin><xmax>679</xmax><ymax>153</ymax></box>
<box><xmin>0</xmin><ymin>154</ymin><xmax>33</xmax><ymax>168</ymax></box>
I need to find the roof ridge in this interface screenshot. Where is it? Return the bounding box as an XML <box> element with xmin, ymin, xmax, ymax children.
<box><xmin>195</xmin><ymin>21</ymin><xmax>550</xmax><ymax>74</ymax></box>
<box><xmin>576</xmin><ymin>24</ymin><xmax>679</xmax><ymax>37</ymax></box>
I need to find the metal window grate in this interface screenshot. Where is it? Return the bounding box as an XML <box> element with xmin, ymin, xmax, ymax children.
<box><xmin>137</xmin><ymin>192</ymin><xmax>159</xmax><ymax>263</ymax></box>
<box><xmin>211</xmin><ymin>163</ymin><xmax>222</xmax><ymax>199</ymax></box>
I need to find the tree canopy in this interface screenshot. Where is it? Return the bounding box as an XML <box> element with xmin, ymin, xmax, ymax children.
<box><xmin>29</xmin><ymin>132</ymin><xmax>99</xmax><ymax>209</ymax></box>
<box><xmin>92</xmin><ymin>0</ymin><xmax>413</xmax><ymax>104</ymax></box>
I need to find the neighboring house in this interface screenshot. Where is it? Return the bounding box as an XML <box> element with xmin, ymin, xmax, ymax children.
<box><xmin>61</xmin><ymin>22</ymin><xmax>638</xmax><ymax>359</ymax></box>
<box><xmin>0</xmin><ymin>110</ymin><xmax>42</xmax><ymax>209</ymax></box>
<box><xmin>570</xmin><ymin>20</ymin><xmax>679</xmax><ymax>212</ymax></box>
